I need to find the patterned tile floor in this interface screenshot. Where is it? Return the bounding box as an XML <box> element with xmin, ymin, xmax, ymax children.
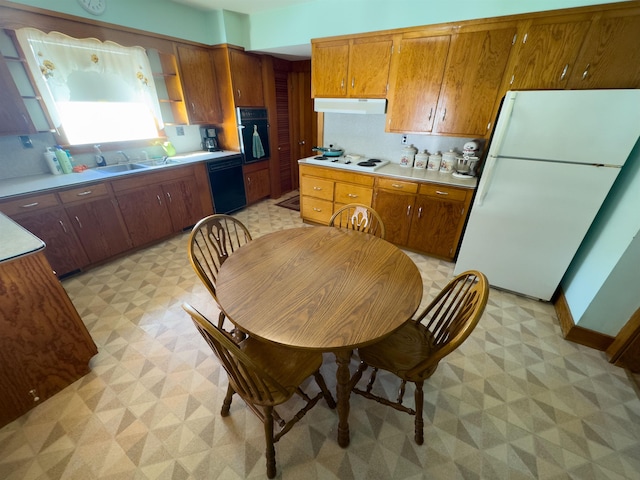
<box><xmin>1</xmin><ymin>192</ymin><xmax>640</xmax><ymax>479</ymax></box>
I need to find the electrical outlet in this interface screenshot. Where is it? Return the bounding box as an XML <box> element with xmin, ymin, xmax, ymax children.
<box><xmin>20</xmin><ymin>135</ymin><xmax>33</xmax><ymax>148</ymax></box>
<box><xmin>176</xmin><ymin>126</ymin><xmax>185</xmax><ymax>136</ymax></box>
<box><xmin>401</xmin><ymin>135</ymin><xmax>408</xmax><ymax>145</ymax></box>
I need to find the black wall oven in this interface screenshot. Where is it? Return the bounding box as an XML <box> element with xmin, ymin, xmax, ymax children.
<box><xmin>237</xmin><ymin>107</ymin><xmax>270</xmax><ymax>164</ymax></box>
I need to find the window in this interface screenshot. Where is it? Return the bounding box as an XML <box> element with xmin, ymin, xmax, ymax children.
<box><xmin>15</xmin><ymin>28</ymin><xmax>163</xmax><ymax>145</ymax></box>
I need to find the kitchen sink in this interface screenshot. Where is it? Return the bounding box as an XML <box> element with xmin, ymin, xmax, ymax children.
<box><xmin>95</xmin><ymin>163</ymin><xmax>149</xmax><ymax>174</ymax></box>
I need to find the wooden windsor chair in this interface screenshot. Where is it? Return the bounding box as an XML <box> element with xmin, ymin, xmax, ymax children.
<box><xmin>328</xmin><ymin>203</ymin><xmax>386</xmax><ymax>239</ymax></box>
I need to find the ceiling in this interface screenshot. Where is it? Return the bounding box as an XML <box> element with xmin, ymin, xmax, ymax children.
<box><xmin>171</xmin><ymin>0</ymin><xmax>314</xmax><ymax>15</ymax></box>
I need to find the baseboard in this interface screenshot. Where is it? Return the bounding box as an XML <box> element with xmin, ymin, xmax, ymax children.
<box><xmin>554</xmin><ymin>288</ymin><xmax>615</xmax><ymax>352</ymax></box>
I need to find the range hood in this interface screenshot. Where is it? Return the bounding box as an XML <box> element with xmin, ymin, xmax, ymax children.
<box><xmin>314</xmin><ymin>98</ymin><xmax>387</xmax><ymax>115</ymax></box>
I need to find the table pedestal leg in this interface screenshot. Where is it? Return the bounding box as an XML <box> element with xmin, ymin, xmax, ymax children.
<box><xmin>335</xmin><ymin>349</ymin><xmax>352</xmax><ymax>448</ymax></box>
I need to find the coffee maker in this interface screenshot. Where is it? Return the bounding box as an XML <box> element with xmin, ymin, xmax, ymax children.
<box><xmin>201</xmin><ymin>126</ymin><xmax>221</xmax><ymax>152</ymax></box>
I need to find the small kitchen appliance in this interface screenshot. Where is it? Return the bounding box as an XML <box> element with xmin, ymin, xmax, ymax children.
<box><xmin>201</xmin><ymin>126</ymin><xmax>221</xmax><ymax>152</ymax></box>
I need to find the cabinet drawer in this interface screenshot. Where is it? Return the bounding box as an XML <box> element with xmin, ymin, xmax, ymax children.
<box><xmin>0</xmin><ymin>193</ymin><xmax>59</xmax><ymax>216</ymax></box>
<box><xmin>376</xmin><ymin>177</ymin><xmax>419</xmax><ymax>193</ymax></box>
<box><xmin>418</xmin><ymin>183</ymin><xmax>468</xmax><ymax>202</ymax></box>
<box><xmin>301</xmin><ymin>196</ymin><xmax>333</xmax><ymax>224</ymax></box>
<box><xmin>58</xmin><ymin>183</ymin><xmax>109</xmax><ymax>204</ymax></box>
<box><xmin>335</xmin><ymin>183</ymin><xmax>373</xmax><ymax>205</ymax></box>
<box><xmin>300</xmin><ymin>176</ymin><xmax>334</xmax><ymax>201</ymax></box>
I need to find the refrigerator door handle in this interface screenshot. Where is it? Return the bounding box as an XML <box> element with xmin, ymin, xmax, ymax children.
<box><xmin>476</xmin><ymin>92</ymin><xmax>518</xmax><ymax>206</ymax></box>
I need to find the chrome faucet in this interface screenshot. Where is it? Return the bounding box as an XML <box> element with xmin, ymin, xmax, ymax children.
<box><xmin>117</xmin><ymin>151</ymin><xmax>131</xmax><ymax>164</ymax></box>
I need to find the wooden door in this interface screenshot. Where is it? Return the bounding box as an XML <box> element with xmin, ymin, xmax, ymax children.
<box><xmin>311</xmin><ymin>40</ymin><xmax>349</xmax><ymax>97</ymax></box>
<box><xmin>162</xmin><ymin>176</ymin><xmax>206</xmax><ymax>232</ymax></box>
<box><xmin>508</xmin><ymin>17</ymin><xmax>590</xmax><ymax>90</ymax></box>
<box><xmin>274</xmin><ymin>69</ymin><xmax>293</xmax><ymax>193</ymax></box>
<box><xmin>407</xmin><ymin>196</ymin><xmax>465</xmax><ymax>260</ymax></box>
<box><xmin>65</xmin><ymin>198</ymin><xmax>131</xmax><ymax>264</ymax></box>
<box><xmin>434</xmin><ymin>26</ymin><xmax>516</xmax><ymax>137</ymax></box>
<box><xmin>567</xmin><ymin>11</ymin><xmax>640</xmax><ymax>89</ymax></box>
<box><xmin>13</xmin><ymin>209</ymin><xmax>89</xmax><ymax>276</ymax></box>
<box><xmin>176</xmin><ymin>45</ymin><xmax>222</xmax><ymax>124</ymax></box>
<box><xmin>372</xmin><ymin>189</ymin><xmax>415</xmax><ymax>245</ymax></box>
<box><xmin>116</xmin><ymin>185</ymin><xmax>173</xmax><ymax>247</ymax></box>
<box><xmin>386</xmin><ymin>34</ymin><xmax>450</xmax><ymax>133</ymax></box>
<box><xmin>230</xmin><ymin>49</ymin><xmax>264</xmax><ymax>106</ymax></box>
<box><xmin>348</xmin><ymin>35</ymin><xmax>394</xmax><ymax>98</ymax></box>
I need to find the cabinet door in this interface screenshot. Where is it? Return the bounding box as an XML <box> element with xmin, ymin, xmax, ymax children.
<box><xmin>509</xmin><ymin>17</ymin><xmax>590</xmax><ymax>90</ymax></box>
<box><xmin>12</xmin><ymin>209</ymin><xmax>89</xmax><ymax>276</ymax></box>
<box><xmin>348</xmin><ymin>36</ymin><xmax>393</xmax><ymax>98</ymax></box>
<box><xmin>245</xmin><ymin>166</ymin><xmax>271</xmax><ymax>204</ymax></box>
<box><xmin>312</xmin><ymin>40</ymin><xmax>349</xmax><ymax>97</ymax></box>
<box><xmin>176</xmin><ymin>45</ymin><xmax>223</xmax><ymax>124</ymax></box>
<box><xmin>434</xmin><ymin>26</ymin><xmax>516</xmax><ymax>136</ymax></box>
<box><xmin>230</xmin><ymin>49</ymin><xmax>264</xmax><ymax>107</ymax></box>
<box><xmin>0</xmin><ymin>54</ymin><xmax>35</xmax><ymax>136</ymax></box>
<box><xmin>65</xmin><ymin>198</ymin><xmax>131</xmax><ymax>263</ymax></box>
<box><xmin>373</xmin><ymin>189</ymin><xmax>415</xmax><ymax>245</ymax></box>
<box><xmin>116</xmin><ymin>185</ymin><xmax>173</xmax><ymax>247</ymax></box>
<box><xmin>387</xmin><ymin>35</ymin><xmax>450</xmax><ymax>133</ymax></box>
<box><xmin>407</xmin><ymin>196</ymin><xmax>465</xmax><ymax>260</ymax></box>
<box><xmin>567</xmin><ymin>12</ymin><xmax>640</xmax><ymax>89</ymax></box>
<box><xmin>162</xmin><ymin>176</ymin><xmax>207</xmax><ymax>232</ymax></box>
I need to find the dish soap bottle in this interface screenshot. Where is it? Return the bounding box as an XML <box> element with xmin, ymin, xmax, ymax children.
<box><xmin>55</xmin><ymin>146</ymin><xmax>73</xmax><ymax>174</ymax></box>
<box><xmin>44</xmin><ymin>147</ymin><xmax>62</xmax><ymax>175</ymax></box>
<box><xmin>94</xmin><ymin>145</ymin><xmax>107</xmax><ymax>167</ymax></box>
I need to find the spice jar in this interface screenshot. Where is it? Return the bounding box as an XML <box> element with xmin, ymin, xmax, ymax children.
<box><xmin>414</xmin><ymin>150</ymin><xmax>429</xmax><ymax>169</ymax></box>
<box><xmin>400</xmin><ymin>144</ymin><xmax>417</xmax><ymax>167</ymax></box>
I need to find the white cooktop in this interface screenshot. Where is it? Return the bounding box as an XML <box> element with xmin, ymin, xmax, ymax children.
<box><xmin>304</xmin><ymin>155</ymin><xmax>390</xmax><ymax>173</ymax></box>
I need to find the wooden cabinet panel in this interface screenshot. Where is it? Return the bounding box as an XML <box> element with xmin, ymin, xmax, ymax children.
<box><xmin>11</xmin><ymin>208</ymin><xmax>89</xmax><ymax>276</ymax></box>
<box><xmin>312</xmin><ymin>40</ymin><xmax>350</xmax><ymax>97</ymax></box>
<box><xmin>567</xmin><ymin>11</ymin><xmax>640</xmax><ymax>89</ymax></box>
<box><xmin>373</xmin><ymin>188</ymin><xmax>415</xmax><ymax>245</ymax></box>
<box><xmin>300</xmin><ymin>174</ymin><xmax>334</xmax><ymax>201</ymax></box>
<box><xmin>434</xmin><ymin>26</ymin><xmax>515</xmax><ymax>136</ymax></box>
<box><xmin>387</xmin><ymin>34</ymin><xmax>450</xmax><ymax>133</ymax></box>
<box><xmin>229</xmin><ymin>49</ymin><xmax>264</xmax><ymax>106</ymax></box>
<box><xmin>334</xmin><ymin>182</ymin><xmax>373</xmax><ymax>205</ymax></box>
<box><xmin>162</xmin><ymin>176</ymin><xmax>207</xmax><ymax>231</ymax></box>
<box><xmin>301</xmin><ymin>196</ymin><xmax>333</xmax><ymax>224</ymax></box>
<box><xmin>312</xmin><ymin>35</ymin><xmax>393</xmax><ymax>98</ymax></box>
<box><xmin>244</xmin><ymin>164</ymin><xmax>271</xmax><ymax>204</ymax></box>
<box><xmin>116</xmin><ymin>185</ymin><xmax>173</xmax><ymax>247</ymax></box>
<box><xmin>508</xmin><ymin>17</ymin><xmax>590</xmax><ymax>90</ymax></box>
<box><xmin>176</xmin><ymin>45</ymin><xmax>222</xmax><ymax>124</ymax></box>
<box><xmin>0</xmin><ymin>251</ymin><xmax>97</xmax><ymax>427</ymax></box>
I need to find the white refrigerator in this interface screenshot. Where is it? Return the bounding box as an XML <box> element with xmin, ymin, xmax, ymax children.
<box><xmin>454</xmin><ymin>89</ymin><xmax>640</xmax><ymax>301</ymax></box>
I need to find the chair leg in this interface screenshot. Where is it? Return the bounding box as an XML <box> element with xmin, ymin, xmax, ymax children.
<box><xmin>264</xmin><ymin>406</ymin><xmax>277</xmax><ymax>479</ymax></box>
<box><xmin>221</xmin><ymin>384</ymin><xmax>234</xmax><ymax>417</ymax></box>
<box><xmin>314</xmin><ymin>371</ymin><xmax>336</xmax><ymax>409</ymax></box>
<box><xmin>414</xmin><ymin>381</ymin><xmax>424</xmax><ymax>445</ymax></box>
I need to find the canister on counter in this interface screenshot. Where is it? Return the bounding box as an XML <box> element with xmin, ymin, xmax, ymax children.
<box><xmin>414</xmin><ymin>150</ymin><xmax>429</xmax><ymax>169</ymax></box>
<box><xmin>427</xmin><ymin>152</ymin><xmax>441</xmax><ymax>171</ymax></box>
<box><xmin>440</xmin><ymin>149</ymin><xmax>456</xmax><ymax>174</ymax></box>
<box><xmin>400</xmin><ymin>144</ymin><xmax>417</xmax><ymax>167</ymax></box>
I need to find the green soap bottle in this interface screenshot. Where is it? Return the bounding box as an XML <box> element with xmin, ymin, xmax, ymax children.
<box><xmin>55</xmin><ymin>146</ymin><xmax>73</xmax><ymax>174</ymax></box>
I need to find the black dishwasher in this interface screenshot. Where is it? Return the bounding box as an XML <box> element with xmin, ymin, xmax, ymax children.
<box><xmin>207</xmin><ymin>155</ymin><xmax>247</xmax><ymax>214</ymax></box>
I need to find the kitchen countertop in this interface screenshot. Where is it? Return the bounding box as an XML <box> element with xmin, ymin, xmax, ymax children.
<box><xmin>0</xmin><ymin>150</ymin><xmax>240</xmax><ymax>200</ymax></box>
<box><xmin>298</xmin><ymin>157</ymin><xmax>478</xmax><ymax>189</ymax></box>
<box><xmin>0</xmin><ymin>213</ymin><xmax>45</xmax><ymax>263</ymax></box>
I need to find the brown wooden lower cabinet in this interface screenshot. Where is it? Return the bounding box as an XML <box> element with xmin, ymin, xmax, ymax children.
<box><xmin>0</xmin><ymin>251</ymin><xmax>97</xmax><ymax>427</ymax></box>
<box><xmin>115</xmin><ymin>184</ymin><xmax>174</xmax><ymax>247</ymax></box>
<box><xmin>243</xmin><ymin>161</ymin><xmax>271</xmax><ymax>204</ymax></box>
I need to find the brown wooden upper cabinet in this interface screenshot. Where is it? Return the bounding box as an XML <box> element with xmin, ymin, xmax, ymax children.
<box><xmin>229</xmin><ymin>49</ymin><xmax>264</xmax><ymax>107</ymax></box>
<box><xmin>0</xmin><ymin>54</ymin><xmax>36</xmax><ymax>136</ymax></box>
<box><xmin>505</xmin><ymin>15</ymin><xmax>591</xmax><ymax>90</ymax></box>
<box><xmin>567</xmin><ymin>9</ymin><xmax>640</xmax><ymax>89</ymax></box>
<box><xmin>312</xmin><ymin>35</ymin><xmax>394</xmax><ymax>98</ymax></box>
<box><xmin>387</xmin><ymin>24</ymin><xmax>515</xmax><ymax>137</ymax></box>
<box><xmin>176</xmin><ymin>44</ymin><xmax>223</xmax><ymax>124</ymax></box>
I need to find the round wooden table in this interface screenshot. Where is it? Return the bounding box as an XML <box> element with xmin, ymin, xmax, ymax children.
<box><xmin>216</xmin><ymin>226</ymin><xmax>423</xmax><ymax>447</ymax></box>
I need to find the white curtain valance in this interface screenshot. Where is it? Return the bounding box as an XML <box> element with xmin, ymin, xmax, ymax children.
<box><xmin>15</xmin><ymin>28</ymin><xmax>164</xmax><ymax>143</ymax></box>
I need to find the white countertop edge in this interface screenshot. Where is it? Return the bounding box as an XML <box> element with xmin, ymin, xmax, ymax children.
<box><xmin>298</xmin><ymin>157</ymin><xmax>478</xmax><ymax>189</ymax></box>
<box><xmin>0</xmin><ymin>150</ymin><xmax>241</xmax><ymax>200</ymax></box>
<box><xmin>0</xmin><ymin>213</ymin><xmax>45</xmax><ymax>263</ymax></box>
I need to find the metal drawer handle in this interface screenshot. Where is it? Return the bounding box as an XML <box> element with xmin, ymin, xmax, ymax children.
<box><xmin>313</xmin><ymin>207</ymin><xmax>322</xmax><ymax>212</ymax></box>
<box><xmin>21</xmin><ymin>202</ymin><xmax>39</xmax><ymax>208</ymax></box>
<box><xmin>313</xmin><ymin>186</ymin><xmax>323</xmax><ymax>191</ymax></box>
<box><xmin>157</xmin><ymin>194</ymin><xmax>162</xmax><ymax>205</ymax></box>
<box><xmin>166</xmin><ymin>192</ymin><xmax>172</xmax><ymax>203</ymax></box>
<box><xmin>418</xmin><ymin>206</ymin><xmax>423</xmax><ymax>218</ymax></box>
<box><xmin>441</xmin><ymin>108</ymin><xmax>447</xmax><ymax>121</ymax></box>
<box><xmin>406</xmin><ymin>205</ymin><xmax>411</xmax><ymax>216</ymax></box>
<box><xmin>560</xmin><ymin>63</ymin><xmax>568</xmax><ymax>81</ymax></box>
<box><xmin>74</xmin><ymin>216</ymin><xmax>83</xmax><ymax>228</ymax></box>
<box><xmin>76</xmin><ymin>190</ymin><xmax>93</xmax><ymax>196</ymax></box>
<box><xmin>428</xmin><ymin>108</ymin><xmax>433</xmax><ymax>121</ymax></box>
<box><xmin>582</xmin><ymin>63</ymin><xmax>590</xmax><ymax>80</ymax></box>
<box><xmin>435</xmin><ymin>190</ymin><xmax>449</xmax><ymax>195</ymax></box>
<box><xmin>391</xmin><ymin>184</ymin><xmax>404</xmax><ymax>189</ymax></box>
<box><xmin>58</xmin><ymin>220</ymin><xmax>67</xmax><ymax>233</ymax></box>
<box><xmin>347</xmin><ymin>193</ymin><xmax>358</xmax><ymax>198</ymax></box>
